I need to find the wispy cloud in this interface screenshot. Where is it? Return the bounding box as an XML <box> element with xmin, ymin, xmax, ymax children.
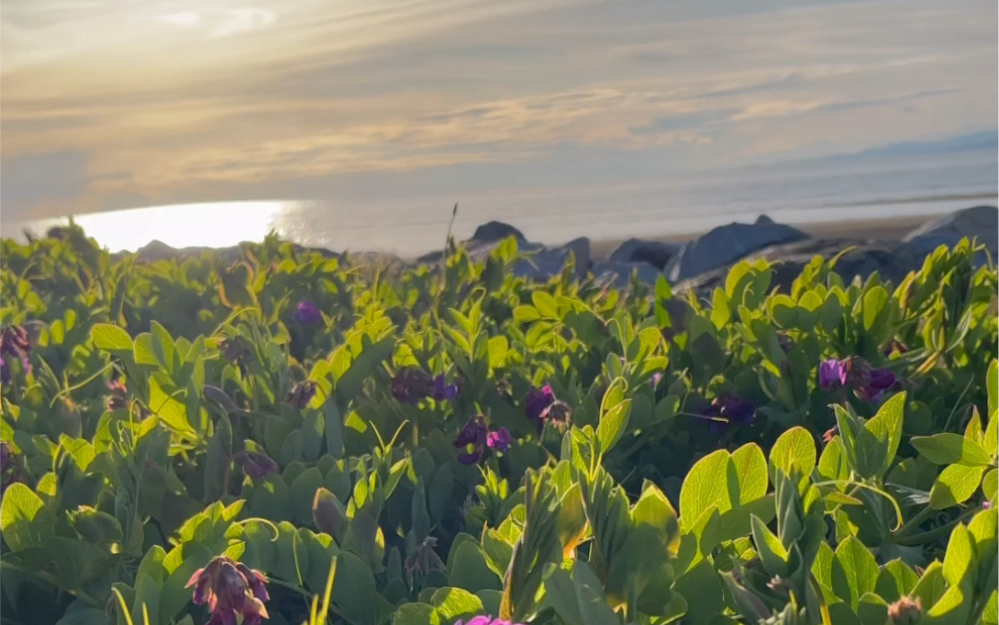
<box><xmin>0</xmin><ymin>0</ymin><xmax>995</xmax><ymax>218</ymax></box>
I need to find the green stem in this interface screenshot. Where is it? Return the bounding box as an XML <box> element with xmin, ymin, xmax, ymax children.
<box><xmin>897</xmin><ymin>508</ymin><xmax>978</xmax><ymax>547</ymax></box>
<box><xmin>894</xmin><ymin>505</ymin><xmax>934</xmax><ymax>539</ymax></box>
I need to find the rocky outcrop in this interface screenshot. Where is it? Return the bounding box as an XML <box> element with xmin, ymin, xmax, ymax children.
<box><xmin>665</xmin><ymin>215</ymin><xmax>809</xmax><ymax>282</ymax></box>
<box><xmin>901</xmin><ymin>205</ymin><xmax>997</xmax><ymax>265</ymax></box>
<box><xmin>608</xmin><ymin>239</ymin><xmax>680</xmax><ymax>270</ymax></box>
<box><xmin>469</xmin><ymin>221</ymin><xmax>526</xmax><ymax>244</ymax></box>
<box><xmin>591</xmin><ymin>261</ymin><xmax>661</xmax><ymax>289</ymax></box>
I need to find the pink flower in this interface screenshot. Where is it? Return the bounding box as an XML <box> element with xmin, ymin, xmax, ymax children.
<box><xmin>486</xmin><ymin>428</ymin><xmax>511</xmax><ymax>453</ymax></box>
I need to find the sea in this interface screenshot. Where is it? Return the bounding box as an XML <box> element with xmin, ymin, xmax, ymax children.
<box><xmin>3</xmin><ymin>150</ymin><xmax>996</xmax><ymax>258</ymax></box>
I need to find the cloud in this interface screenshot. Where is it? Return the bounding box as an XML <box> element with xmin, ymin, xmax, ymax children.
<box><xmin>0</xmin><ymin>151</ymin><xmax>89</xmax><ymax>215</ymax></box>
<box><xmin>211</xmin><ymin>9</ymin><xmax>276</xmax><ymax>38</ymax></box>
<box><xmin>159</xmin><ymin>12</ymin><xmax>201</xmax><ymax>27</ymax></box>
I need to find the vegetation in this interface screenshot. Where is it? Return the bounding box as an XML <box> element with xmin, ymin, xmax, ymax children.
<box><xmin>1</xmin><ymin>226</ymin><xmax>996</xmax><ymax>625</ymax></box>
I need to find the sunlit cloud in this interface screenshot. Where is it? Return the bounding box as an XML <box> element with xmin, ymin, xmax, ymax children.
<box><xmin>211</xmin><ymin>8</ymin><xmax>276</xmax><ymax>38</ymax></box>
<box><xmin>159</xmin><ymin>12</ymin><xmax>201</xmax><ymax>27</ymax></box>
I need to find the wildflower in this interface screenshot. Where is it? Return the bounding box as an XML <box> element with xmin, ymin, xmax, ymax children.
<box><xmin>292</xmin><ymin>301</ymin><xmax>323</xmax><ymax>325</ymax></box>
<box><xmin>984</xmin><ymin>501</ymin><xmax>992</xmax><ymax>510</ymax></box>
<box><xmin>404</xmin><ymin>536</ymin><xmax>446</xmax><ymax>577</ymax></box>
<box><xmin>0</xmin><ymin>325</ymin><xmax>31</xmax><ymax>380</ymax></box>
<box><xmin>391</xmin><ymin>368</ymin><xmax>434</xmax><ymax>405</ymax></box>
<box><xmin>650</xmin><ymin>372</ymin><xmax>664</xmax><ymax>390</ymax></box>
<box><xmin>486</xmin><ymin>428</ymin><xmax>511</xmax><ymax>453</ymax></box>
<box><xmin>219</xmin><ymin>336</ymin><xmax>253</xmax><ymax>376</ymax></box>
<box><xmin>699</xmin><ymin>393</ymin><xmax>755</xmax><ymax>434</ymax></box>
<box><xmin>105</xmin><ymin>380</ymin><xmax>128</xmax><ymax>411</ymax></box>
<box><xmin>432</xmin><ymin>375</ymin><xmax>458</xmax><ymax>401</ymax></box>
<box><xmin>524</xmin><ymin>385</ymin><xmax>555</xmax><ymax>422</ymax></box>
<box><xmin>887</xmin><ymin>596</ymin><xmax>922</xmax><ymax>625</ymax></box>
<box><xmin>541</xmin><ymin>400</ymin><xmax>573</xmax><ymax>432</ymax></box>
<box><xmin>818</xmin><ymin>359</ymin><xmax>848</xmax><ymax>391</ymax></box>
<box><xmin>238</xmin><ymin>451</ymin><xmax>280</xmax><ymax>480</ymax></box>
<box><xmin>454</xmin><ymin>415</ymin><xmax>489</xmax><ymax>465</ymax></box>
<box><xmin>854</xmin><ymin>366</ymin><xmax>897</xmax><ymax>403</ymax></box>
<box><xmin>186</xmin><ymin>556</ymin><xmax>270</xmax><ymax>625</ymax></box>
<box><xmin>283</xmin><ymin>380</ymin><xmax>318</xmax><ymax>409</ymax></box>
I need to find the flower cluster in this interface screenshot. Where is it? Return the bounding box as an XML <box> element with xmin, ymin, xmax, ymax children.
<box><xmin>105</xmin><ymin>380</ymin><xmax>128</xmax><ymax>412</ymax></box>
<box><xmin>0</xmin><ymin>325</ymin><xmax>32</xmax><ymax>385</ymax></box>
<box><xmin>391</xmin><ymin>368</ymin><xmax>457</xmax><ymax>405</ymax></box>
<box><xmin>523</xmin><ymin>384</ymin><xmax>574</xmax><ymax>433</ymax></box>
<box><xmin>453</xmin><ymin>415</ymin><xmax>510</xmax><ymax>464</ymax></box>
<box><xmin>186</xmin><ymin>556</ymin><xmax>270</xmax><ymax>625</ymax></box>
<box><xmin>292</xmin><ymin>301</ymin><xmax>323</xmax><ymax>325</ymax></box>
<box><xmin>819</xmin><ymin>356</ymin><xmax>897</xmax><ymax>403</ymax></box>
<box><xmin>699</xmin><ymin>393</ymin><xmax>755</xmax><ymax>434</ymax></box>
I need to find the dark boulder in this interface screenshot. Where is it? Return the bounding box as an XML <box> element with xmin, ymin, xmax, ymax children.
<box><xmin>469</xmin><ymin>221</ymin><xmax>526</xmax><ymax>244</ymax></box>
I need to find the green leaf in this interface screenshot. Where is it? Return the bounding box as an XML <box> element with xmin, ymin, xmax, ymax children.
<box><xmin>679</xmin><ymin>450</ymin><xmax>732</xmax><ymax>533</ymax></box>
<box><xmin>487</xmin><ymin>336</ymin><xmax>508</xmax><ymax>369</ymax></box>
<box><xmin>431</xmin><ymin>587</ymin><xmax>484</xmax><ymax>622</ymax></box>
<box><xmin>447</xmin><ymin>540</ymin><xmax>501</xmax><ymax>593</ymax></box>
<box><xmin>90</xmin><ymin>324</ymin><xmax>132</xmax><ymax>353</ymax></box>
<box><xmin>818</xmin><ymin>437</ymin><xmax>850</xmax><ymax>482</ymax></box>
<box><xmin>875</xmin><ymin>559</ymin><xmax>919</xmax><ymax>603</ymax></box>
<box><xmin>911</xmin><ymin>433</ymin><xmax>992</xmax><ymax>466</ymax></box>
<box><xmin>863</xmin><ymin>392</ymin><xmax>906</xmax><ymax>473</ymax></box>
<box><xmin>513</xmin><ymin>306</ymin><xmax>540</xmax><ymax>322</ymax></box>
<box><xmin>984</xmin><ymin>468</ymin><xmax>997</xmax><ymax>504</ymax></box>
<box><xmin>831</xmin><ymin>536</ymin><xmax>878</xmax><ymax>611</ymax></box>
<box><xmin>751</xmin><ymin>515</ymin><xmax>789</xmax><ymax>577</ymax></box>
<box><xmin>149</xmin><ymin>378</ymin><xmax>195</xmax><ymax>437</ymax></box>
<box><xmin>941</xmin><ymin>524</ymin><xmax>975</xmax><ymax>587</ymax></box>
<box><xmin>988</xmin><ymin>359</ymin><xmax>998</xmax><ymax>418</ymax></box>
<box><xmin>596</xmin><ymin>399</ymin><xmax>631</xmax><ymax>456</ymax></box>
<box><xmin>769</xmin><ymin>426</ymin><xmax>816</xmax><ymax>486</ymax></box>
<box><xmin>333</xmin><ymin>552</ymin><xmax>381</xmax><ymax>625</ymax></box>
<box><xmin>862</xmin><ymin>286</ymin><xmax>889</xmax><ymax>331</ymax></box>
<box><xmin>929</xmin><ymin>463</ymin><xmax>987</xmax><ymax>510</ymax></box>
<box><xmin>393</xmin><ymin>604</ymin><xmax>438</xmax><ymax>625</ymax></box>
<box><xmin>1</xmin><ymin>483</ymin><xmax>55</xmax><ymax>551</ymax></box>
<box><xmin>532</xmin><ymin>292</ymin><xmax>559</xmax><ymax>318</ymax></box>
<box><xmin>731</xmin><ymin>443</ymin><xmax>768</xmax><ymax>505</ymax></box>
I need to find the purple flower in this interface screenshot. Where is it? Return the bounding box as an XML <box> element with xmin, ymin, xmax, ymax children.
<box><xmin>432</xmin><ymin>375</ymin><xmax>458</xmax><ymax>401</ymax></box>
<box><xmin>777</xmin><ymin>332</ymin><xmax>792</xmax><ymax>353</ymax></box>
<box><xmin>524</xmin><ymin>385</ymin><xmax>555</xmax><ymax>421</ymax></box>
<box><xmin>699</xmin><ymin>393</ymin><xmax>755</xmax><ymax>434</ymax></box>
<box><xmin>238</xmin><ymin>451</ymin><xmax>280</xmax><ymax>480</ymax></box>
<box><xmin>650</xmin><ymin>372</ymin><xmax>664</xmax><ymax>390</ymax></box>
<box><xmin>486</xmin><ymin>428</ymin><xmax>511</xmax><ymax>453</ymax></box>
<box><xmin>0</xmin><ymin>325</ymin><xmax>31</xmax><ymax>359</ymax></box>
<box><xmin>292</xmin><ymin>301</ymin><xmax>323</xmax><ymax>325</ymax></box>
<box><xmin>855</xmin><ymin>367</ymin><xmax>897</xmax><ymax>403</ymax></box>
<box><xmin>186</xmin><ymin>556</ymin><xmax>270</xmax><ymax>625</ymax></box>
<box><xmin>983</xmin><ymin>501</ymin><xmax>992</xmax><ymax>510</ymax></box>
<box><xmin>454</xmin><ymin>415</ymin><xmax>489</xmax><ymax>465</ymax></box>
<box><xmin>819</xmin><ymin>359</ymin><xmax>848</xmax><ymax>391</ymax></box>
<box><xmin>0</xmin><ymin>357</ymin><xmax>9</xmax><ymax>386</ymax></box>
<box><xmin>391</xmin><ymin>368</ymin><xmax>434</xmax><ymax>405</ymax></box>
<box><xmin>283</xmin><ymin>380</ymin><xmax>318</xmax><ymax>409</ymax></box>
<box><xmin>540</xmin><ymin>401</ymin><xmax>573</xmax><ymax>432</ymax></box>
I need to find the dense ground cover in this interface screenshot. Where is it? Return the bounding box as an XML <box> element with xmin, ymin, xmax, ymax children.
<box><xmin>0</xmin><ymin>225</ymin><xmax>997</xmax><ymax>625</ymax></box>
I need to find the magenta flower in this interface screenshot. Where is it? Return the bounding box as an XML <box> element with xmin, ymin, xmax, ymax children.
<box><xmin>650</xmin><ymin>372</ymin><xmax>664</xmax><ymax>390</ymax></box>
<box><xmin>699</xmin><ymin>393</ymin><xmax>755</xmax><ymax>434</ymax></box>
<box><xmin>186</xmin><ymin>556</ymin><xmax>270</xmax><ymax>625</ymax></box>
<box><xmin>432</xmin><ymin>375</ymin><xmax>458</xmax><ymax>401</ymax></box>
<box><xmin>391</xmin><ymin>368</ymin><xmax>434</xmax><ymax>405</ymax></box>
<box><xmin>455</xmin><ymin>617</ymin><xmax>524</xmax><ymax>625</ymax></box>
<box><xmin>818</xmin><ymin>359</ymin><xmax>848</xmax><ymax>391</ymax></box>
<box><xmin>487</xmin><ymin>428</ymin><xmax>511</xmax><ymax>453</ymax></box>
<box><xmin>454</xmin><ymin>415</ymin><xmax>489</xmax><ymax>465</ymax></box>
<box><xmin>238</xmin><ymin>451</ymin><xmax>280</xmax><ymax>480</ymax></box>
<box><xmin>524</xmin><ymin>385</ymin><xmax>555</xmax><ymax>422</ymax></box>
<box><xmin>283</xmin><ymin>380</ymin><xmax>318</xmax><ymax>409</ymax></box>
<box><xmin>292</xmin><ymin>301</ymin><xmax>323</xmax><ymax>325</ymax></box>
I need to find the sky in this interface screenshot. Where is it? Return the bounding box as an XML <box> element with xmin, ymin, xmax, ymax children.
<box><xmin>1</xmin><ymin>0</ymin><xmax>997</xmax><ymax>223</ymax></box>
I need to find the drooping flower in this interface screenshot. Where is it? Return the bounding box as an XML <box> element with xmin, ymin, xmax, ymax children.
<box><xmin>186</xmin><ymin>556</ymin><xmax>270</xmax><ymax>625</ymax></box>
<box><xmin>283</xmin><ymin>380</ymin><xmax>318</xmax><ymax>409</ymax></box>
<box><xmin>0</xmin><ymin>325</ymin><xmax>31</xmax><ymax>381</ymax></box>
<box><xmin>822</xmin><ymin>426</ymin><xmax>838</xmax><ymax>444</ymax></box>
<box><xmin>524</xmin><ymin>385</ymin><xmax>555</xmax><ymax>422</ymax></box>
<box><xmin>454</xmin><ymin>415</ymin><xmax>489</xmax><ymax>465</ymax></box>
<box><xmin>292</xmin><ymin>301</ymin><xmax>323</xmax><ymax>325</ymax></box>
<box><xmin>699</xmin><ymin>393</ymin><xmax>755</xmax><ymax>434</ymax></box>
<box><xmin>219</xmin><ymin>336</ymin><xmax>253</xmax><ymax>376</ymax></box>
<box><xmin>818</xmin><ymin>359</ymin><xmax>848</xmax><ymax>391</ymax></box>
<box><xmin>432</xmin><ymin>375</ymin><xmax>458</xmax><ymax>401</ymax></box>
<box><xmin>238</xmin><ymin>451</ymin><xmax>280</xmax><ymax>480</ymax></box>
<box><xmin>486</xmin><ymin>428</ymin><xmax>511</xmax><ymax>453</ymax></box>
<box><xmin>887</xmin><ymin>596</ymin><xmax>922</xmax><ymax>625</ymax></box>
<box><xmin>855</xmin><ymin>367</ymin><xmax>897</xmax><ymax>403</ymax></box>
<box><xmin>105</xmin><ymin>380</ymin><xmax>128</xmax><ymax>411</ymax></box>
<box><xmin>540</xmin><ymin>400</ymin><xmax>573</xmax><ymax>432</ymax></box>
<box><xmin>404</xmin><ymin>536</ymin><xmax>446</xmax><ymax>578</ymax></box>
<box><xmin>391</xmin><ymin>368</ymin><xmax>434</xmax><ymax>405</ymax></box>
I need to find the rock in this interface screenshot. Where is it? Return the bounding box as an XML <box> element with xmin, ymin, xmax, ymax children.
<box><xmin>902</xmin><ymin>205</ymin><xmax>998</xmax><ymax>264</ymax></box>
<box><xmin>562</xmin><ymin>237</ymin><xmax>591</xmax><ymax>272</ymax></box>
<box><xmin>469</xmin><ymin>221</ymin><xmax>526</xmax><ymax>244</ymax></box>
<box><xmin>512</xmin><ymin>238</ymin><xmax>590</xmax><ymax>280</ymax></box>
<box><xmin>673</xmin><ymin>238</ymin><xmax>921</xmax><ymax>299</ymax></box>
<box><xmin>608</xmin><ymin>238</ymin><xmax>681</xmax><ymax>270</ymax></box>
<box><xmin>591</xmin><ymin>261</ymin><xmax>661</xmax><ymax>288</ymax></box>
<box><xmin>665</xmin><ymin>215</ymin><xmax>809</xmax><ymax>282</ymax></box>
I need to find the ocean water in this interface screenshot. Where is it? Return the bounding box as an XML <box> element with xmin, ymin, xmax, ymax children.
<box><xmin>4</xmin><ymin>150</ymin><xmax>996</xmax><ymax>258</ymax></box>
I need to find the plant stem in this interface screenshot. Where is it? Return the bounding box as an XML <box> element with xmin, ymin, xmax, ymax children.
<box><xmin>897</xmin><ymin>508</ymin><xmax>979</xmax><ymax>546</ymax></box>
<box><xmin>894</xmin><ymin>505</ymin><xmax>935</xmax><ymax>539</ymax></box>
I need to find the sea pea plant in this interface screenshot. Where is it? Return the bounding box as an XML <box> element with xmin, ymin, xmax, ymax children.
<box><xmin>1</xmin><ymin>225</ymin><xmax>996</xmax><ymax>625</ymax></box>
